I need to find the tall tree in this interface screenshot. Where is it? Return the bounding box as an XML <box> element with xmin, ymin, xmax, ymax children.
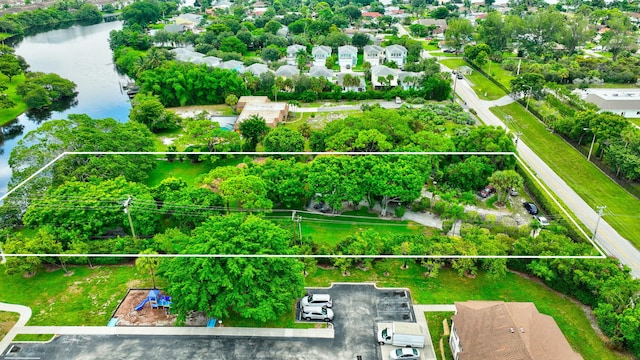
<box><xmin>488</xmin><ymin>170</ymin><xmax>523</xmax><ymax>204</ymax></box>
<box><xmin>444</xmin><ymin>19</ymin><xmax>473</xmax><ymax>54</ymax></box>
<box><xmin>239</xmin><ymin>115</ymin><xmax>270</xmax><ymax>151</ymax></box>
<box><xmin>158</xmin><ymin>214</ymin><xmax>306</xmax><ymax>323</ymax></box>
<box><xmin>477</xmin><ymin>11</ymin><xmax>508</xmax><ymax>53</ymax></box>
<box><xmin>136</xmin><ymin>249</ymin><xmax>161</xmax><ymax>289</ymax></box>
<box><xmin>262</xmin><ymin>127</ymin><xmax>306</xmax><ymax>153</ymax></box>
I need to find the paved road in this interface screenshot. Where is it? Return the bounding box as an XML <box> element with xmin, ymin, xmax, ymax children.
<box><xmin>447</xmin><ymin>68</ymin><xmax>640</xmax><ymax>277</ymax></box>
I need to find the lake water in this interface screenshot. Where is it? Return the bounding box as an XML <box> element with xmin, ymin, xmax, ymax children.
<box><xmin>0</xmin><ymin>20</ymin><xmax>131</xmax><ymax>196</ymax></box>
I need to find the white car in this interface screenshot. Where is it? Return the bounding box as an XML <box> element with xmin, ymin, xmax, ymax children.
<box><xmin>301</xmin><ymin>293</ymin><xmax>332</xmax><ymax>308</ymax></box>
<box><xmin>301</xmin><ymin>306</ymin><xmax>334</xmax><ymax>322</ymax></box>
<box><xmin>534</xmin><ymin>215</ymin><xmax>550</xmax><ymax>226</ymax></box>
<box><xmin>390</xmin><ymin>347</ymin><xmax>420</xmax><ymax>359</ymax></box>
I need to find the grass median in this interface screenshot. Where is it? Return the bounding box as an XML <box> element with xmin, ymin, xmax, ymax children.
<box><xmin>491</xmin><ymin>103</ymin><xmax>640</xmax><ymax>247</ymax></box>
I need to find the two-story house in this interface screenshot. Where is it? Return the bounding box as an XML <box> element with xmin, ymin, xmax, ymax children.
<box><xmin>385</xmin><ymin>44</ymin><xmax>408</xmax><ymax>69</ymax></box>
<box><xmin>312</xmin><ymin>46</ymin><xmax>332</xmax><ymax>67</ymax></box>
<box><xmin>363</xmin><ymin>45</ymin><xmax>385</xmax><ymax>67</ymax></box>
<box><xmin>338</xmin><ymin>45</ymin><xmax>358</xmax><ymax>71</ymax></box>
<box><xmin>286</xmin><ymin>44</ymin><xmax>306</xmax><ymax>66</ymax></box>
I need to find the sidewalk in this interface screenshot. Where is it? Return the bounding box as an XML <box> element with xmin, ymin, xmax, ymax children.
<box><xmin>0</xmin><ymin>302</ymin><xmax>32</xmax><ymax>354</ymax></box>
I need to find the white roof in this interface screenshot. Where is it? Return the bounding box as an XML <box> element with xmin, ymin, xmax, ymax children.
<box><xmin>338</xmin><ymin>45</ymin><xmax>358</xmax><ymax>55</ymax></box>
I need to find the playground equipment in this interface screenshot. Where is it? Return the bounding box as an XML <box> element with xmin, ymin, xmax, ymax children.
<box><xmin>133</xmin><ymin>289</ymin><xmax>173</xmax><ymax>313</ymax></box>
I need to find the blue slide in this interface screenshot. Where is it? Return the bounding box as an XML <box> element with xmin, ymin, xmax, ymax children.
<box><xmin>134</xmin><ymin>297</ymin><xmax>149</xmax><ymax>311</ymax></box>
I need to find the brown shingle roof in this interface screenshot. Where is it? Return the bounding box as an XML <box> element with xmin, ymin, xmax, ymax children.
<box><xmin>453</xmin><ymin>301</ymin><xmax>582</xmax><ymax>360</ymax></box>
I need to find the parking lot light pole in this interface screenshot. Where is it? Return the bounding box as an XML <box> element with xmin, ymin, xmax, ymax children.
<box><xmin>583</xmin><ymin>127</ymin><xmax>596</xmax><ymax>161</ymax></box>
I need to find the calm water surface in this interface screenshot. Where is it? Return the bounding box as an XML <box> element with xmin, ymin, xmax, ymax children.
<box><xmin>0</xmin><ymin>20</ymin><xmax>131</xmax><ymax>196</ymax></box>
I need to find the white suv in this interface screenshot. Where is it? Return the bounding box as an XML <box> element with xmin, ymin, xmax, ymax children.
<box><xmin>300</xmin><ymin>294</ymin><xmax>332</xmax><ymax>308</ymax></box>
<box><xmin>301</xmin><ymin>306</ymin><xmax>334</xmax><ymax>322</ymax></box>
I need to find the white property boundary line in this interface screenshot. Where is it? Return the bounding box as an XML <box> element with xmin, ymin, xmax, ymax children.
<box><xmin>0</xmin><ymin>151</ymin><xmax>606</xmax><ymax>260</ymax></box>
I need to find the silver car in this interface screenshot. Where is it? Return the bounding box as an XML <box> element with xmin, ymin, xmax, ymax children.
<box><xmin>300</xmin><ymin>293</ymin><xmax>332</xmax><ymax>308</ymax></box>
<box><xmin>301</xmin><ymin>306</ymin><xmax>334</xmax><ymax>322</ymax></box>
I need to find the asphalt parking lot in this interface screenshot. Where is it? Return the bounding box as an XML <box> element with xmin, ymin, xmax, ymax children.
<box><xmin>1</xmin><ymin>284</ymin><xmax>416</xmax><ymax>360</ymax></box>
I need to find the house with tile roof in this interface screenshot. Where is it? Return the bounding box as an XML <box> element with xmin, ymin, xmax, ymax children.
<box><xmin>450</xmin><ymin>301</ymin><xmax>582</xmax><ymax>360</ymax></box>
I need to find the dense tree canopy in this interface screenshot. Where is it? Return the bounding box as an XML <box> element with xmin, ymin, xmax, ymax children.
<box><xmin>139</xmin><ymin>61</ymin><xmax>249</xmax><ymax>107</ymax></box>
<box><xmin>9</xmin><ymin>115</ymin><xmax>156</xmax><ymax>193</ymax></box>
<box><xmin>158</xmin><ymin>214</ymin><xmax>306</xmax><ymax>323</ymax></box>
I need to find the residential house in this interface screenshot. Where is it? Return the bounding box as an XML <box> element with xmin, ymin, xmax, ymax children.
<box><xmin>171</xmin><ymin>48</ymin><xmax>211</xmax><ymax>64</ymax></box>
<box><xmin>361</xmin><ymin>11</ymin><xmax>382</xmax><ymax>19</ymax></box>
<box><xmin>240</xmin><ymin>63</ymin><xmax>271</xmax><ymax>77</ymax></box>
<box><xmin>219</xmin><ymin>60</ymin><xmax>245</xmax><ymax>72</ymax></box>
<box><xmin>195</xmin><ymin>56</ymin><xmax>222</xmax><ymax>67</ymax></box>
<box><xmin>363</xmin><ymin>45</ymin><xmax>385</xmax><ymax>67</ymax></box>
<box><xmin>163</xmin><ymin>24</ymin><xmax>187</xmax><ymax>34</ymax></box>
<box><xmin>309</xmin><ymin>65</ymin><xmax>334</xmax><ymax>81</ymax></box>
<box><xmin>450</xmin><ymin>301</ymin><xmax>582</xmax><ymax>360</ymax></box>
<box><xmin>578</xmin><ymin>89</ymin><xmax>640</xmax><ymax>118</ymax></box>
<box><xmin>275</xmin><ymin>64</ymin><xmax>300</xmax><ymax>78</ymax></box>
<box><xmin>235</xmin><ymin>96</ymin><xmax>289</xmax><ymax>129</ymax></box>
<box><xmin>276</xmin><ymin>25</ymin><xmax>289</xmax><ymax>38</ymax></box>
<box><xmin>312</xmin><ymin>45</ymin><xmax>332</xmax><ymax>67</ymax></box>
<box><xmin>385</xmin><ymin>44</ymin><xmax>408</xmax><ymax>69</ymax></box>
<box><xmin>286</xmin><ymin>44</ymin><xmax>306</xmax><ymax>65</ymax></box>
<box><xmin>371</xmin><ymin>65</ymin><xmax>398</xmax><ymax>88</ymax></box>
<box><xmin>338</xmin><ymin>45</ymin><xmax>358</xmax><ymax>71</ymax></box>
<box><xmin>336</xmin><ymin>73</ymin><xmax>366</xmax><ymax>92</ymax></box>
<box><xmin>397</xmin><ymin>71</ymin><xmax>421</xmax><ymax>90</ymax></box>
<box><xmin>174</xmin><ymin>13</ymin><xmax>203</xmax><ymax>30</ymax></box>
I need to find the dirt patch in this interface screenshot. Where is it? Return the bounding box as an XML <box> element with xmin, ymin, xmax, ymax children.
<box><xmin>113</xmin><ymin>289</ymin><xmax>177</xmax><ymax>326</ymax></box>
<box><xmin>112</xmin><ymin>289</ymin><xmax>209</xmax><ymax>327</ymax></box>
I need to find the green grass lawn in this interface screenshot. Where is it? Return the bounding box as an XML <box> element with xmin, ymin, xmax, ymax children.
<box><xmin>440</xmin><ymin>59</ymin><xmax>508</xmax><ymax>100</ymax></box>
<box><xmin>425</xmin><ymin>312</ymin><xmax>454</xmax><ymax>360</ymax></box>
<box><xmin>491</xmin><ymin>103</ymin><xmax>640</xmax><ymax>246</ymax></box>
<box><xmin>0</xmin><ymin>265</ymin><xmax>141</xmax><ymax>332</ymax></box>
<box><xmin>353</xmin><ymin>53</ymin><xmax>365</xmax><ymax>71</ymax></box>
<box><xmin>423</xmin><ymin>43</ymin><xmax>440</xmax><ymax>51</ymax></box>
<box><xmin>307</xmin><ymin>264</ymin><xmax>628</xmax><ymax>360</ymax></box>
<box><xmin>630</xmin><ymin>118</ymin><xmax>640</xmax><ymax>127</ymax></box>
<box><xmin>431</xmin><ymin>52</ymin><xmax>459</xmax><ymax>58</ymax></box>
<box><xmin>595</xmin><ymin>52</ymin><xmax>613</xmax><ymax>59</ymax></box>
<box><xmin>144</xmin><ymin>160</ymin><xmax>212</xmax><ymax>187</ymax></box>
<box><xmin>0</xmin><ymin>73</ymin><xmax>28</xmax><ymax>126</ymax></box>
<box><xmin>299</xmin><ymin>208</ymin><xmax>429</xmax><ymax>246</ymax></box>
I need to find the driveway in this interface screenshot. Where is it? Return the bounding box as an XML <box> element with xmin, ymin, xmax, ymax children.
<box><xmin>1</xmin><ymin>284</ymin><xmax>432</xmax><ymax>360</ymax></box>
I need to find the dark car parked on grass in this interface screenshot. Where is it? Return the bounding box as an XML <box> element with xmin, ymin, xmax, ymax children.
<box><xmin>523</xmin><ymin>202</ymin><xmax>538</xmax><ymax>215</ymax></box>
<box><xmin>479</xmin><ymin>186</ymin><xmax>496</xmax><ymax>198</ymax></box>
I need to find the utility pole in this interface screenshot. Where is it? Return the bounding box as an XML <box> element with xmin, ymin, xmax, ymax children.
<box><xmin>583</xmin><ymin>127</ymin><xmax>597</xmax><ymax>161</ymax></box>
<box><xmin>123</xmin><ymin>196</ymin><xmax>137</xmax><ymax>240</ymax></box>
<box><xmin>292</xmin><ymin>211</ymin><xmax>302</xmax><ymax>245</ymax></box>
<box><xmin>0</xmin><ymin>237</ymin><xmax>6</xmax><ymax>264</ymax></box>
<box><xmin>592</xmin><ymin>206</ymin><xmax>607</xmax><ymax>242</ymax></box>
<box><xmin>514</xmin><ymin>132</ymin><xmax>522</xmax><ymax>148</ymax></box>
